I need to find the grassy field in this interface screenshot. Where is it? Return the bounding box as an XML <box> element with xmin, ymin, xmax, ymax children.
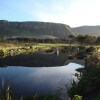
<box><xmin>0</xmin><ymin>42</ymin><xmax>78</xmax><ymax>50</ymax></box>
<box><xmin>0</xmin><ymin>42</ymin><xmax>100</xmax><ymax>58</ymax></box>
<box><xmin>0</xmin><ymin>41</ymin><xmax>100</xmax><ymax>49</ymax></box>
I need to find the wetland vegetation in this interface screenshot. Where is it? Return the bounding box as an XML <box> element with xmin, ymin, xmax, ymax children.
<box><xmin>0</xmin><ymin>35</ymin><xmax>100</xmax><ymax>100</ymax></box>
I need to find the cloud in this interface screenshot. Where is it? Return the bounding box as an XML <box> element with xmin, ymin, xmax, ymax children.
<box><xmin>66</xmin><ymin>0</ymin><xmax>100</xmax><ymax>26</ymax></box>
<box><xmin>30</xmin><ymin>0</ymin><xmax>100</xmax><ymax>27</ymax></box>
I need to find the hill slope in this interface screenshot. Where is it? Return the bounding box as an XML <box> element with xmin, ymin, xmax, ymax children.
<box><xmin>73</xmin><ymin>26</ymin><xmax>100</xmax><ymax>37</ymax></box>
<box><xmin>0</xmin><ymin>20</ymin><xmax>77</xmax><ymax>38</ymax></box>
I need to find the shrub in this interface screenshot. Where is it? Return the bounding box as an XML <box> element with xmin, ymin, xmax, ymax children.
<box><xmin>76</xmin><ymin>51</ymin><xmax>86</xmax><ymax>59</ymax></box>
<box><xmin>0</xmin><ymin>50</ymin><xmax>4</xmax><ymax>57</ymax></box>
<box><xmin>86</xmin><ymin>47</ymin><xmax>95</xmax><ymax>53</ymax></box>
<box><xmin>85</xmin><ymin>54</ymin><xmax>100</xmax><ymax>70</ymax></box>
<box><xmin>78</xmin><ymin>46</ymin><xmax>85</xmax><ymax>50</ymax></box>
<box><xmin>73</xmin><ymin>95</ymin><xmax>82</xmax><ymax>100</ymax></box>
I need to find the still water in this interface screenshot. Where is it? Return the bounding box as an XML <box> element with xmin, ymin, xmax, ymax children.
<box><xmin>0</xmin><ymin>63</ymin><xmax>83</xmax><ymax>97</ymax></box>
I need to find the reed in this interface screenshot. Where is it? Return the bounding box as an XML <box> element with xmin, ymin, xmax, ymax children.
<box><xmin>0</xmin><ymin>79</ymin><xmax>58</xmax><ymax>100</ymax></box>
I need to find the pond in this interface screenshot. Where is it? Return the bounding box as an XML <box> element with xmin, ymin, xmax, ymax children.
<box><xmin>0</xmin><ymin>63</ymin><xmax>83</xmax><ymax>99</ymax></box>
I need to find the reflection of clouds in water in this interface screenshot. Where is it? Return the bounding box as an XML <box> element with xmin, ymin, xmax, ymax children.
<box><xmin>0</xmin><ymin>63</ymin><xmax>83</xmax><ymax>96</ymax></box>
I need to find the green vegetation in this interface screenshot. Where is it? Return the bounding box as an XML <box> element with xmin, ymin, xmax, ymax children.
<box><xmin>0</xmin><ymin>41</ymin><xmax>79</xmax><ymax>57</ymax></box>
<box><xmin>73</xmin><ymin>95</ymin><xmax>82</xmax><ymax>100</ymax></box>
<box><xmin>67</xmin><ymin>53</ymin><xmax>100</xmax><ymax>100</ymax></box>
<box><xmin>0</xmin><ymin>31</ymin><xmax>100</xmax><ymax>99</ymax></box>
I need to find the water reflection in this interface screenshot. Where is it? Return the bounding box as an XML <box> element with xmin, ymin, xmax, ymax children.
<box><xmin>0</xmin><ymin>63</ymin><xmax>83</xmax><ymax>97</ymax></box>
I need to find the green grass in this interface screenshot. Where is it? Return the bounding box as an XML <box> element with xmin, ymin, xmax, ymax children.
<box><xmin>38</xmin><ymin>43</ymin><xmax>78</xmax><ymax>47</ymax></box>
<box><xmin>0</xmin><ymin>42</ymin><xmax>78</xmax><ymax>52</ymax></box>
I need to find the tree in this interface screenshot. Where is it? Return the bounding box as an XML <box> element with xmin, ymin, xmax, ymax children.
<box><xmin>76</xmin><ymin>35</ymin><xmax>86</xmax><ymax>46</ymax></box>
<box><xmin>76</xmin><ymin>35</ymin><xmax>96</xmax><ymax>45</ymax></box>
<box><xmin>96</xmin><ymin>37</ymin><xmax>100</xmax><ymax>44</ymax></box>
<box><xmin>68</xmin><ymin>35</ymin><xmax>75</xmax><ymax>46</ymax></box>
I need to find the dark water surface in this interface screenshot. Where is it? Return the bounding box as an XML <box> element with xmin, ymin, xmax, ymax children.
<box><xmin>0</xmin><ymin>63</ymin><xmax>83</xmax><ymax>98</ymax></box>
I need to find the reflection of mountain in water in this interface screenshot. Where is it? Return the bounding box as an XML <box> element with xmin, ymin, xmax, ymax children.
<box><xmin>0</xmin><ymin>53</ymin><xmax>68</xmax><ymax>67</ymax></box>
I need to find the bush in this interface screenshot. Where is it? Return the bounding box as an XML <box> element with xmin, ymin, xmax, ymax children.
<box><xmin>45</xmin><ymin>49</ymin><xmax>54</xmax><ymax>53</ymax></box>
<box><xmin>78</xmin><ymin>46</ymin><xmax>86</xmax><ymax>50</ymax></box>
<box><xmin>60</xmin><ymin>46</ymin><xmax>68</xmax><ymax>53</ymax></box>
<box><xmin>76</xmin><ymin>51</ymin><xmax>86</xmax><ymax>59</ymax></box>
<box><xmin>85</xmin><ymin>54</ymin><xmax>100</xmax><ymax>70</ymax></box>
<box><xmin>86</xmin><ymin>47</ymin><xmax>95</xmax><ymax>53</ymax></box>
<box><xmin>66</xmin><ymin>54</ymin><xmax>100</xmax><ymax>99</ymax></box>
<box><xmin>73</xmin><ymin>95</ymin><xmax>82</xmax><ymax>100</ymax></box>
<box><xmin>0</xmin><ymin>50</ymin><xmax>4</xmax><ymax>57</ymax></box>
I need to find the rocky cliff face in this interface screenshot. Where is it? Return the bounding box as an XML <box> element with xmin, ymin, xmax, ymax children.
<box><xmin>0</xmin><ymin>20</ymin><xmax>77</xmax><ymax>38</ymax></box>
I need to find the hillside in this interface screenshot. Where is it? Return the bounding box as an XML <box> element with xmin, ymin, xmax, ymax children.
<box><xmin>73</xmin><ymin>26</ymin><xmax>100</xmax><ymax>37</ymax></box>
<box><xmin>0</xmin><ymin>20</ymin><xmax>77</xmax><ymax>38</ymax></box>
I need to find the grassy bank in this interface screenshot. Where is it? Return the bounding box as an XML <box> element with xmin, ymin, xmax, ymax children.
<box><xmin>0</xmin><ymin>42</ymin><xmax>77</xmax><ymax>50</ymax></box>
<box><xmin>0</xmin><ymin>42</ymin><xmax>76</xmax><ymax>57</ymax></box>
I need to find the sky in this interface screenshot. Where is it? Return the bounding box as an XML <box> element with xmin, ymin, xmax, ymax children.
<box><xmin>0</xmin><ymin>0</ymin><xmax>100</xmax><ymax>27</ymax></box>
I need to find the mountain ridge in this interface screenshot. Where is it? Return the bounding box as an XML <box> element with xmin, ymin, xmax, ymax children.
<box><xmin>0</xmin><ymin>20</ymin><xmax>77</xmax><ymax>38</ymax></box>
<box><xmin>73</xmin><ymin>26</ymin><xmax>100</xmax><ymax>37</ymax></box>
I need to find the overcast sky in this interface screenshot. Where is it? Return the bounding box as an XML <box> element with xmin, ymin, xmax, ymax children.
<box><xmin>0</xmin><ymin>0</ymin><xmax>100</xmax><ymax>27</ymax></box>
